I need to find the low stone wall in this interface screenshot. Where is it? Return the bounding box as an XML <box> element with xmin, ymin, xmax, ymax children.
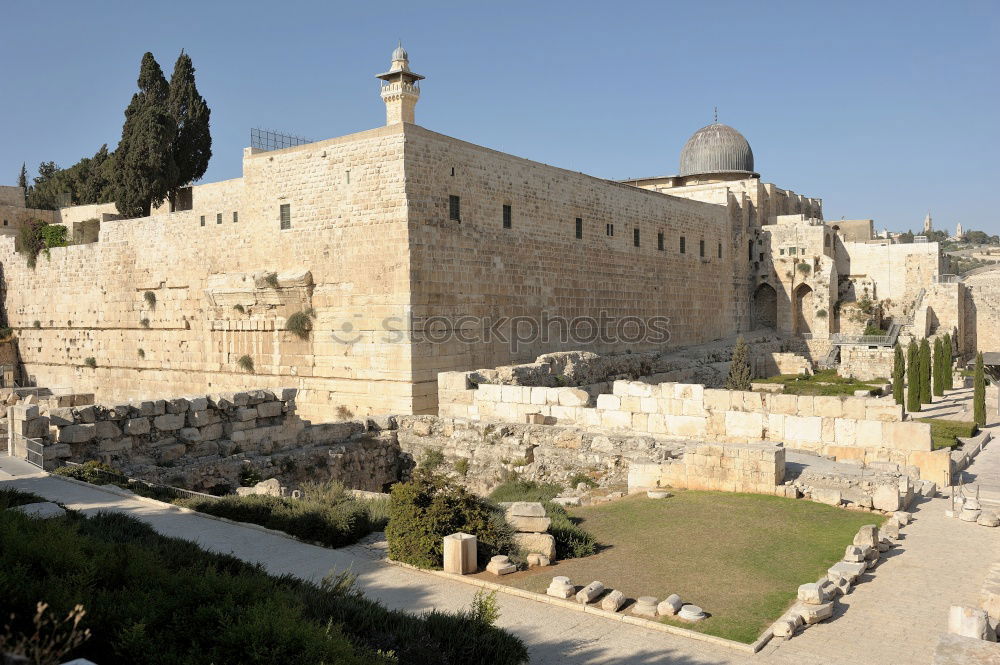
<box><xmin>439</xmin><ymin>374</ymin><xmax>946</xmax><ymax>482</ymax></box>
<box><xmin>756</xmin><ymin>352</ymin><xmax>812</xmax><ymax>377</ymax></box>
<box><xmin>28</xmin><ymin>389</ymin><xmax>402</xmax><ymax>493</ymax></box>
<box><xmin>627</xmin><ymin>442</ymin><xmax>786</xmax><ymax>495</ymax></box>
<box><xmin>838</xmin><ymin>346</ymin><xmax>895</xmax><ymax>382</ymax></box>
<box><xmin>394</xmin><ymin>415</ymin><xmax>687</xmax><ymax>494</ymax></box>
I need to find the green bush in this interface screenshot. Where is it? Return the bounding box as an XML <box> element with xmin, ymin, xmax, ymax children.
<box><xmin>285</xmin><ymin>309</ymin><xmax>315</xmax><ymax>340</ymax></box>
<box><xmin>238</xmin><ymin>465</ymin><xmax>262</xmax><ymax>487</ymax></box>
<box><xmin>453</xmin><ymin>457</ymin><xmax>470</xmax><ymax>477</ymax></box>
<box><xmin>143</xmin><ymin>290</ymin><xmax>157</xmax><ymax>308</ymax></box>
<box><xmin>487</xmin><ymin>480</ymin><xmax>598</xmax><ymax>559</ymax></box>
<box><xmin>0</xmin><ymin>487</ymin><xmax>46</xmax><ymax>509</ymax></box>
<box><xmin>419</xmin><ymin>448</ymin><xmax>445</xmax><ymax>472</ymax></box>
<box><xmin>177</xmin><ymin>494</ymin><xmax>374</xmax><ymax>548</ymax></box>
<box><xmin>83</xmin><ymin>357</ymin><xmax>97</xmax><ymax>369</ymax></box>
<box><xmin>54</xmin><ymin>461</ymin><xmax>119</xmax><ymax>485</ymax></box>
<box><xmin>237</xmin><ymin>354</ymin><xmax>254</xmax><ymax>373</ymax></box>
<box><xmin>0</xmin><ymin>508</ymin><xmax>527</xmax><ymax>664</ymax></box>
<box><xmin>386</xmin><ymin>471</ymin><xmax>514</xmax><ymax>569</ymax></box>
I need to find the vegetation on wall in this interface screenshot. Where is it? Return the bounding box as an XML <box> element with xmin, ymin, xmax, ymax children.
<box><xmin>83</xmin><ymin>357</ymin><xmax>97</xmax><ymax>369</ymax></box>
<box><xmin>285</xmin><ymin>309</ymin><xmax>315</xmax><ymax>340</ymax></box>
<box><xmin>140</xmin><ymin>318</ymin><xmax>150</xmax><ymax>328</ymax></box>
<box><xmin>17</xmin><ymin>220</ymin><xmax>69</xmax><ymax>268</ymax></box>
<box><xmin>236</xmin><ymin>354</ymin><xmax>254</xmax><ymax>373</ymax></box>
<box><xmin>264</xmin><ymin>272</ymin><xmax>280</xmax><ymax>288</ymax></box>
<box><xmin>143</xmin><ymin>291</ymin><xmax>157</xmax><ymax>308</ymax></box>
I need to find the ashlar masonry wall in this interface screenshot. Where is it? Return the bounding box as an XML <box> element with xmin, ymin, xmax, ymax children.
<box><xmin>438</xmin><ymin>372</ymin><xmax>948</xmax><ymax>482</ymax></box>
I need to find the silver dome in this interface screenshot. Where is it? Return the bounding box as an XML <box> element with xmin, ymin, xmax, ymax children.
<box><xmin>679</xmin><ymin>123</ymin><xmax>755</xmax><ymax>177</ymax></box>
<box><xmin>392</xmin><ymin>43</ymin><xmax>408</xmax><ymax>61</ymax></box>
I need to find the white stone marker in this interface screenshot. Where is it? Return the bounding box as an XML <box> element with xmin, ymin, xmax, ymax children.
<box><xmin>442</xmin><ymin>532</ymin><xmax>477</xmax><ymax>575</ymax></box>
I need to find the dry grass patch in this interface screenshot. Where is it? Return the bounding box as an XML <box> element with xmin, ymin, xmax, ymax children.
<box><xmin>499</xmin><ymin>491</ymin><xmax>883</xmax><ymax>643</ymax></box>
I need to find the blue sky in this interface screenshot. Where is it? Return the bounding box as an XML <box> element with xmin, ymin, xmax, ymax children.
<box><xmin>2</xmin><ymin>0</ymin><xmax>998</xmax><ymax>235</ymax></box>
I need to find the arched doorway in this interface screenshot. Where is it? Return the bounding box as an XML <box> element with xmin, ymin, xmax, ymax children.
<box><xmin>794</xmin><ymin>283</ymin><xmax>814</xmax><ymax>334</ymax></box>
<box><xmin>752</xmin><ymin>283</ymin><xmax>777</xmax><ymax>329</ymax></box>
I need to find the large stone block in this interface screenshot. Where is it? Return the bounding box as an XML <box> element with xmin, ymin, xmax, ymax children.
<box><xmin>124</xmin><ymin>417</ymin><xmax>150</xmax><ymax>436</ymax></box>
<box><xmin>95</xmin><ymin>420</ymin><xmax>122</xmax><ymax>440</ymax></box>
<box><xmin>947</xmin><ymin>605</ymin><xmax>991</xmax><ymax>640</ymax></box>
<box><xmin>153</xmin><ymin>413</ymin><xmax>185</xmax><ymax>431</ymax></box>
<box><xmin>508</xmin><ymin>515</ymin><xmax>552</xmax><ymax>533</ymax></box>
<box><xmin>884</xmin><ymin>421</ymin><xmax>932</xmax><ymax>451</ymax></box>
<box><xmin>872</xmin><ymin>485</ymin><xmax>900</xmax><ymax>512</ymax></box>
<box><xmin>58</xmin><ymin>423</ymin><xmax>96</xmax><ymax>443</ymax></box>
<box><xmin>724</xmin><ymin>410</ymin><xmax>764</xmax><ymax>439</ymax></box>
<box><xmin>514</xmin><ymin>532</ymin><xmax>556</xmax><ymax>559</ymax></box>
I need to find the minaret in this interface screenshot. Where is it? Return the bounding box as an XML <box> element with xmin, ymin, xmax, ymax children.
<box><xmin>376</xmin><ymin>42</ymin><xmax>424</xmax><ymax>125</ymax></box>
<box><xmin>923</xmin><ymin>212</ymin><xmax>933</xmax><ymax>234</ymax></box>
<box><xmin>955</xmin><ymin>221</ymin><xmax>964</xmax><ymax>239</ymax></box>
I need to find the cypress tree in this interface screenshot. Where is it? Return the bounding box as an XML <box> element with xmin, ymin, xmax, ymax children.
<box><xmin>974</xmin><ymin>352</ymin><xmax>986</xmax><ymax>428</ymax></box>
<box><xmin>112</xmin><ymin>52</ymin><xmax>178</xmax><ymax>218</ymax></box>
<box><xmin>17</xmin><ymin>163</ymin><xmax>28</xmax><ymax>200</ymax></box>
<box><xmin>919</xmin><ymin>338</ymin><xmax>932</xmax><ymax>405</ymax></box>
<box><xmin>892</xmin><ymin>343</ymin><xmax>905</xmax><ymax>410</ymax></box>
<box><xmin>167</xmin><ymin>50</ymin><xmax>212</xmax><ymax>202</ymax></box>
<box><xmin>943</xmin><ymin>334</ymin><xmax>954</xmax><ymax>391</ymax></box>
<box><xmin>933</xmin><ymin>337</ymin><xmax>944</xmax><ymax>397</ymax></box>
<box><xmin>907</xmin><ymin>341</ymin><xmax>921</xmax><ymax>413</ymax></box>
<box><xmin>725</xmin><ymin>336</ymin><xmax>753</xmax><ymax>391</ymax></box>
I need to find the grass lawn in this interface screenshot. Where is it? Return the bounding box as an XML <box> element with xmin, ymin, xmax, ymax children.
<box><xmin>754</xmin><ymin>369</ymin><xmax>886</xmax><ymax>396</ymax></box>
<box><xmin>494</xmin><ymin>491</ymin><xmax>883</xmax><ymax>644</ymax></box>
<box><xmin>917</xmin><ymin>417</ymin><xmax>978</xmax><ymax>450</ymax></box>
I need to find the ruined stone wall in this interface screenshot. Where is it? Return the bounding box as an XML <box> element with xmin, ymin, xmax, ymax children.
<box><xmin>403</xmin><ymin>125</ymin><xmax>745</xmax><ymax>412</ymax></box>
<box><xmin>628</xmin><ymin>441</ymin><xmax>785</xmax><ymax>495</ymax></box>
<box><xmin>1</xmin><ymin>125</ymin><xmax>413</xmax><ymax>421</ymax></box>
<box><xmin>915</xmin><ymin>282</ymin><xmax>966</xmax><ymax>341</ymax></box>
<box><xmin>836</xmin><ymin>240</ymin><xmax>940</xmax><ymax>310</ymax></box>
<box><xmin>964</xmin><ymin>269</ymin><xmax>1000</xmax><ymax>354</ymax></box>
<box><xmin>838</xmin><ymin>346</ymin><xmax>895</xmax><ymax>382</ymax></box>
<box><xmin>439</xmin><ymin>374</ymin><xmax>941</xmax><ymax>479</ymax></box>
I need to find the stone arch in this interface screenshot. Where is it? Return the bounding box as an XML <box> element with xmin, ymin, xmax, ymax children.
<box><xmin>752</xmin><ymin>283</ymin><xmax>778</xmax><ymax>329</ymax></box>
<box><xmin>794</xmin><ymin>283</ymin><xmax>815</xmax><ymax>335</ymax></box>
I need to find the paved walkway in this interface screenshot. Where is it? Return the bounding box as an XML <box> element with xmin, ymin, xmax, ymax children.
<box><xmin>2</xmin><ymin>452</ymin><xmax>998</xmax><ymax>665</ymax></box>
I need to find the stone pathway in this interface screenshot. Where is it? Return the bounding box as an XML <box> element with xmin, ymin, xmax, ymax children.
<box><xmin>2</xmin><ymin>453</ymin><xmax>998</xmax><ymax>664</ymax></box>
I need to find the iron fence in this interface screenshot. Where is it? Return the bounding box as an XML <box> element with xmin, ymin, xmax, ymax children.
<box><xmin>250</xmin><ymin>128</ymin><xmax>315</xmax><ymax>152</ymax></box>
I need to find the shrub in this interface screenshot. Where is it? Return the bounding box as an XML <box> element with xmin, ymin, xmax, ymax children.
<box><xmin>453</xmin><ymin>457</ymin><xmax>470</xmax><ymax>477</ymax></box>
<box><xmin>0</xmin><ymin>510</ymin><xmax>528</xmax><ymax>664</ymax></box>
<box><xmin>420</xmin><ymin>448</ymin><xmax>445</xmax><ymax>472</ymax></box>
<box><xmin>83</xmin><ymin>357</ymin><xmax>96</xmax><ymax>369</ymax></box>
<box><xmin>264</xmin><ymin>272</ymin><xmax>279</xmax><ymax>288</ymax></box>
<box><xmin>18</xmin><ymin>219</ymin><xmax>68</xmax><ymax>268</ymax></box>
<box><xmin>33</xmin><ymin>320</ymin><xmax>41</xmax><ymax>328</ymax></box>
<box><xmin>815</xmin><ymin>309</ymin><xmax>827</xmax><ymax>318</ymax></box>
<box><xmin>386</xmin><ymin>471</ymin><xmax>515</xmax><ymax>569</ymax></box>
<box><xmin>796</xmin><ymin>262</ymin><xmax>812</xmax><ymax>274</ymax></box>
<box><xmin>335</xmin><ymin>405</ymin><xmax>354</xmax><ymax>419</ymax></box>
<box><xmin>238</xmin><ymin>465</ymin><xmax>262</xmax><ymax>487</ymax></box>
<box><xmin>54</xmin><ymin>461</ymin><xmax>119</xmax><ymax>485</ymax></box>
<box><xmin>140</xmin><ymin>318</ymin><xmax>150</xmax><ymax>328</ymax></box>
<box><xmin>0</xmin><ymin>487</ymin><xmax>46</xmax><ymax>509</ymax></box>
<box><xmin>237</xmin><ymin>354</ymin><xmax>254</xmax><ymax>373</ymax></box>
<box><xmin>487</xmin><ymin>480</ymin><xmax>598</xmax><ymax>559</ymax></box>
<box><xmin>725</xmin><ymin>336</ymin><xmax>752</xmax><ymax>391</ymax></box>
<box><xmin>286</xmin><ymin>309</ymin><xmax>315</xmax><ymax>340</ymax></box>
<box><xmin>137</xmin><ymin>348</ymin><xmax>145</xmax><ymax>359</ymax></box>
<box><xmin>0</xmin><ymin>326</ymin><xmax>12</xmax><ymax>340</ymax></box>
<box><xmin>567</xmin><ymin>472</ymin><xmax>598</xmax><ymax>489</ymax></box>
<box><xmin>233</xmin><ymin>304</ymin><xmax>245</xmax><ymax>314</ymax></box>
<box><xmin>143</xmin><ymin>290</ymin><xmax>156</xmax><ymax>308</ymax></box>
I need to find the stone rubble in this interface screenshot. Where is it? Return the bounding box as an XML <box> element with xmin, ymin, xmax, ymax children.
<box><xmin>546</xmin><ymin>576</ymin><xmax>574</xmax><ymax>599</ymax></box>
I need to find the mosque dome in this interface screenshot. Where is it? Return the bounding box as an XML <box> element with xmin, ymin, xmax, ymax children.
<box><xmin>392</xmin><ymin>43</ymin><xmax>408</xmax><ymax>61</ymax></box>
<box><xmin>678</xmin><ymin>123</ymin><xmax>755</xmax><ymax>177</ymax></box>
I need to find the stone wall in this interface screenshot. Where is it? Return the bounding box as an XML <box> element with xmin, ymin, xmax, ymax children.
<box><xmin>964</xmin><ymin>269</ymin><xmax>1000</xmax><ymax>354</ymax></box>
<box><xmin>628</xmin><ymin>441</ymin><xmax>785</xmax><ymax>495</ymax></box>
<box><xmin>838</xmin><ymin>346</ymin><xmax>894</xmax><ymax>382</ymax></box>
<box><xmin>438</xmin><ymin>373</ymin><xmax>945</xmax><ymax>480</ymax></box>
<box><xmin>2</xmin><ymin>125</ymin><xmax>413</xmax><ymax>422</ymax></box>
<box><xmin>835</xmin><ymin>240</ymin><xmax>941</xmax><ymax>312</ymax></box>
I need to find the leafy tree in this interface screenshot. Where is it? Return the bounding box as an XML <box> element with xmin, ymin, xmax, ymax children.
<box><xmin>167</xmin><ymin>50</ymin><xmax>212</xmax><ymax>204</ymax></box>
<box><xmin>111</xmin><ymin>52</ymin><xmax>178</xmax><ymax>218</ymax></box>
<box><xmin>943</xmin><ymin>333</ymin><xmax>954</xmax><ymax>391</ymax></box>
<box><xmin>892</xmin><ymin>343</ymin><xmax>905</xmax><ymax>411</ymax></box>
<box><xmin>974</xmin><ymin>352</ymin><xmax>986</xmax><ymax>427</ymax></box>
<box><xmin>24</xmin><ymin>147</ymin><xmax>115</xmax><ymax>210</ymax></box>
<box><xmin>725</xmin><ymin>336</ymin><xmax>753</xmax><ymax>391</ymax></box>
<box><xmin>933</xmin><ymin>337</ymin><xmax>945</xmax><ymax>397</ymax></box>
<box><xmin>17</xmin><ymin>219</ymin><xmax>68</xmax><ymax>268</ymax></box>
<box><xmin>919</xmin><ymin>338</ymin><xmax>932</xmax><ymax>405</ymax></box>
<box><xmin>907</xmin><ymin>341</ymin><xmax>921</xmax><ymax>413</ymax></box>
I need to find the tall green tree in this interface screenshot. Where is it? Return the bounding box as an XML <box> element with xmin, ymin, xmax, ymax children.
<box><xmin>974</xmin><ymin>352</ymin><xmax>987</xmax><ymax>427</ymax></box>
<box><xmin>725</xmin><ymin>336</ymin><xmax>753</xmax><ymax>391</ymax></box>
<box><xmin>919</xmin><ymin>338</ymin><xmax>932</xmax><ymax>405</ymax></box>
<box><xmin>17</xmin><ymin>163</ymin><xmax>28</xmax><ymax>197</ymax></box>
<box><xmin>944</xmin><ymin>333</ymin><xmax>954</xmax><ymax>391</ymax></box>
<box><xmin>112</xmin><ymin>52</ymin><xmax>178</xmax><ymax>218</ymax></box>
<box><xmin>892</xmin><ymin>343</ymin><xmax>905</xmax><ymax>411</ymax></box>
<box><xmin>907</xmin><ymin>341</ymin><xmax>921</xmax><ymax>413</ymax></box>
<box><xmin>167</xmin><ymin>50</ymin><xmax>212</xmax><ymax>205</ymax></box>
<box><xmin>933</xmin><ymin>337</ymin><xmax>945</xmax><ymax>397</ymax></box>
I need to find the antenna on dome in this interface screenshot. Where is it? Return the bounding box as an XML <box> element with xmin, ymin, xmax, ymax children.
<box><xmin>714</xmin><ymin>106</ymin><xmax>718</xmax><ymax>123</ymax></box>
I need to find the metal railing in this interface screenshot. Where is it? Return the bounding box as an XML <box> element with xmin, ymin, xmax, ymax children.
<box><xmin>830</xmin><ymin>325</ymin><xmax>899</xmax><ymax>347</ymax></box>
<box><xmin>935</xmin><ymin>274</ymin><xmax>960</xmax><ymax>284</ymax></box>
<box><xmin>57</xmin><ymin>461</ymin><xmax>219</xmax><ymax>502</ymax></box>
